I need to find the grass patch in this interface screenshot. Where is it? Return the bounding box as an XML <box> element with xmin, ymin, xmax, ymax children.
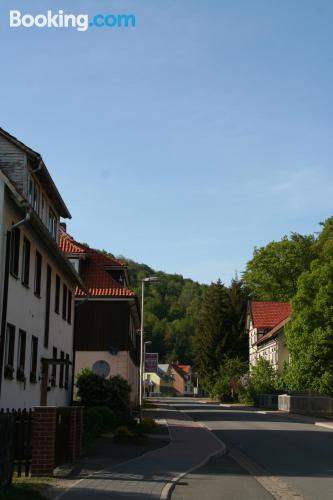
<box><xmin>1</xmin><ymin>476</ymin><xmax>52</xmax><ymax>500</ymax></box>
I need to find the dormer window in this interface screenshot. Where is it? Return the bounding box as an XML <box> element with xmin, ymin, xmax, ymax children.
<box><xmin>69</xmin><ymin>258</ymin><xmax>80</xmax><ymax>273</ymax></box>
<box><xmin>48</xmin><ymin>208</ymin><xmax>57</xmax><ymax>240</ymax></box>
<box><xmin>107</xmin><ymin>269</ymin><xmax>124</xmax><ymax>286</ymax></box>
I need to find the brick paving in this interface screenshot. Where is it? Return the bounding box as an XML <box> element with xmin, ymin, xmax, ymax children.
<box><xmin>58</xmin><ymin>405</ymin><xmax>223</xmax><ymax>500</ymax></box>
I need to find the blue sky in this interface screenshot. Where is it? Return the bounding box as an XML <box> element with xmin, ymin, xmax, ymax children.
<box><xmin>1</xmin><ymin>0</ymin><xmax>333</xmax><ymax>284</ymax></box>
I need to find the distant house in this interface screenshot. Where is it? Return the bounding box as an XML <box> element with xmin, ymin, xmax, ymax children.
<box><xmin>144</xmin><ymin>363</ymin><xmax>174</xmax><ymax>396</ymax></box>
<box><xmin>0</xmin><ymin>128</ymin><xmax>83</xmax><ymax>409</ymax></box>
<box><xmin>246</xmin><ymin>301</ymin><xmax>291</xmax><ymax>372</ymax></box>
<box><xmin>60</xmin><ymin>229</ymin><xmax>140</xmax><ymax>404</ymax></box>
<box><xmin>170</xmin><ymin>364</ymin><xmax>196</xmax><ymax>396</ymax></box>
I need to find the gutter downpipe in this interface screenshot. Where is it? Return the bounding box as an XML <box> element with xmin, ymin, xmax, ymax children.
<box><xmin>0</xmin><ymin>211</ymin><xmax>31</xmax><ymax>399</ymax></box>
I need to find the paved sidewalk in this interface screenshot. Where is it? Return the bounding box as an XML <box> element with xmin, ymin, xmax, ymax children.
<box><xmin>280</xmin><ymin>411</ymin><xmax>333</xmax><ymax>430</ymax></box>
<box><xmin>57</xmin><ymin>405</ymin><xmax>223</xmax><ymax>500</ymax></box>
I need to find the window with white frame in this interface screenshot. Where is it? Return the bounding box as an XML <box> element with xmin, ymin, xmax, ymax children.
<box><xmin>48</xmin><ymin>208</ymin><xmax>57</xmax><ymax>239</ymax></box>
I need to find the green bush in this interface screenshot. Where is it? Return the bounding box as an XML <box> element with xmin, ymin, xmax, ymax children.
<box><xmin>76</xmin><ymin>369</ymin><xmax>110</xmax><ymax>407</ymax></box>
<box><xmin>250</xmin><ymin>358</ymin><xmax>276</xmax><ymax>393</ymax></box>
<box><xmin>135</xmin><ymin>418</ymin><xmax>157</xmax><ymax>435</ymax></box>
<box><xmin>238</xmin><ymin>387</ymin><xmax>257</xmax><ymax>406</ymax></box>
<box><xmin>84</xmin><ymin>407</ymin><xmax>104</xmax><ymax>440</ymax></box>
<box><xmin>76</xmin><ymin>369</ymin><xmax>132</xmax><ymax>423</ymax></box>
<box><xmin>211</xmin><ymin>358</ymin><xmax>248</xmax><ymax>401</ymax></box>
<box><xmin>114</xmin><ymin>425</ymin><xmax>133</xmax><ymax>437</ymax></box>
<box><xmin>94</xmin><ymin>406</ymin><xmax>117</xmax><ymax>432</ymax></box>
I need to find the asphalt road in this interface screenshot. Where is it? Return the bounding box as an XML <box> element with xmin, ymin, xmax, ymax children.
<box><xmin>166</xmin><ymin>398</ymin><xmax>333</xmax><ymax>500</ymax></box>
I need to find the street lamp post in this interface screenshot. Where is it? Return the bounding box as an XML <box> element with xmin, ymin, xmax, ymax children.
<box><xmin>143</xmin><ymin>340</ymin><xmax>152</xmax><ymax>398</ymax></box>
<box><xmin>139</xmin><ymin>277</ymin><xmax>158</xmax><ymax>415</ymax></box>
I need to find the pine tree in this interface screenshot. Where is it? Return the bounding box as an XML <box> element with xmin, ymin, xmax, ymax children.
<box><xmin>193</xmin><ymin>280</ymin><xmax>230</xmax><ymax>390</ymax></box>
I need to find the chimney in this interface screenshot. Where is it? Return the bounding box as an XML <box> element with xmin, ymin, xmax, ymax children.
<box><xmin>60</xmin><ymin>222</ymin><xmax>67</xmax><ymax>232</ymax></box>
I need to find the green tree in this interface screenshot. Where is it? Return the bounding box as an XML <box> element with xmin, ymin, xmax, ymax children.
<box><xmin>213</xmin><ymin>357</ymin><xmax>248</xmax><ymax>400</ymax></box>
<box><xmin>284</xmin><ymin>259</ymin><xmax>333</xmax><ymax>394</ymax></box>
<box><xmin>315</xmin><ymin>216</ymin><xmax>333</xmax><ymax>261</ymax></box>
<box><xmin>122</xmin><ymin>257</ymin><xmax>207</xmax><ymax>363</ymax></box>
<box><xmin>193</xmin><ymin>280</ymin><xmax>232</xmax><ymax>390</ymax></box>
<box><xmin>250</xmin><ymin>357</ymin><xmax>276</xmax><ymax>393</ymax></box>
<box><xmin>243</xmin><ymin>233</ymin><xmax>316</xmax><ymax>301</ymax></box>
<box><xmin>226</xmin><ymin>277</ymin><xmax>249</xmax><ymax>360</ymax></box>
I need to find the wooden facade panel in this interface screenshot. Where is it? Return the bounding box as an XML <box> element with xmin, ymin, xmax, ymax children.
<box><xmin>0</xmin><ymin>135</ymin><xmax>27</xmax><ymax>194</ymax></box>
<box><xmin>75</xmin><ymin>301</ymin><xmax>135</xmax><ymax>355</ymax></box>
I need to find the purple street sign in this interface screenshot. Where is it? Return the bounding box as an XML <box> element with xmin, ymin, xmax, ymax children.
<box><xmin>145</xmin><ymin>352</ymin><xmax>158</xmax><ymax>373</ymax></box>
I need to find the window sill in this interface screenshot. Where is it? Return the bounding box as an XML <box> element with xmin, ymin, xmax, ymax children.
<box><xmin>10</xmin><ymin>272</ymin><xmax>19</xmax><ymax>280</ymax></box>
<box><xmin>34</xmin><ymin>292</ymin><xmax>41</xmax><ymax>299</ymax></box>
<box><xmin>21</xmin><ymin>282</ymin><xmax>30</xmax><ymax>289</ymax></box>
<box><xmin>30</xmin><ymin>373</ymin><xmax>37</xmax><ymax>384</ymax></box>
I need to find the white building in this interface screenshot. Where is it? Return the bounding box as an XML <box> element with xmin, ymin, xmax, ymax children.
<box><xmin>0</xmin><ymin>128</ymin><xmax>83</xmax><ymax>409</ymax></box>
<box><xmin>246</xmin><ymin>301</ymin><xmax>291</xmax><ymax>372</ymax></box>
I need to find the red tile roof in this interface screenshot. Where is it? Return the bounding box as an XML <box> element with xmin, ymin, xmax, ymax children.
<box><xmin>59</xmin><ymin>231</ymin><xmax>86</xmax><ymax>254</ymax></box>
<box><xmin>172</xmin><ymin>364</ymin><xmax>191</xmax><ymax>378</ymax></box>
<box><xmin>59</xmin><ymin>229</ymin><xmax>135</xmax><ymax>298</ymax></box>
<box><xmin>256</xmin><ymin>316</ymin><xmax>290</xmax><ymax>346</ymax></box>
<box><xmin>177</xmin><ymin>365</ymin><xmax>191</xmax><ymax>374</ymax></box>
<box><xmin>250</xmin><ymin>301</ymin><xmax>291</xmax><ymax>329</ymax></box>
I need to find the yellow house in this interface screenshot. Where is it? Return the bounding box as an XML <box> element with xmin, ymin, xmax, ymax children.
<box><xmin>144</xmin><ymin>364</ymin><xmax>174</xmax><ymax>396</ymax></box>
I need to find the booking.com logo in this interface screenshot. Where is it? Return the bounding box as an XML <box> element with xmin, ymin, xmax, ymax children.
<box><xmin>9</xmin><ymin>10</ymin><xmax>136</xmax><ymax>32</ymax></box>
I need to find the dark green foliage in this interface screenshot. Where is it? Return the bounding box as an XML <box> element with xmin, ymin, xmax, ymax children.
<box><xmin>243</xmin><ymin>233</ymin><xmax>316</xmax><ymax>301</ymax></box>
<box><xmin>76</xmin><ymin>369</ymin><xmax>110</xmax><ymax>407</ymax></box>
<box><xmin>117</xmin><ymin>257</ymin><xmax>208</xmax><ymax>363</ymax></box>
<box><xmin>134</xmin><ymin>418</ymin><xmax>158</xmax><ymax>435</ymax></box>
<box><xmin>212</xmin><ymin>357</ymin><xmax>248</xmax><ymax>401</ymax></box>
<box><xmin>193</xmin><ymin>280</ymin><xmax>230</xmax><ymax>389</ymax></box>
<box><xmin>83</xmin><ymin>406</ymin><xmax>117</xmax><ymax>446</ymax></box>
<box><xmin>76</xmin><ymin>370</ymin><xmax>131</xmax><ymax>422</ymax></box>
<box><xmin>250</xmin><ymin>357</ymin><xmax>276</xmax><ymax>394</ymax></box>
<box><xmin>315</xmin><ymin>216</ymin><xmax>333</xmax><ymax>261</ymax></box>
<box><xmin>1</xmin><ymin>480</ymin><xmax>48</xmax><ymax>500</ymax></box>
<box><xmin>93</xmin><ymin>407</ymin><xmax>117</xmax><ymax>432</ymax></box>
<box><xmin>284</xmin><ymin>259</ymin><xmax>333</xmax><ymax>394</ymax></box>
<box><xmin>107</xmin><ymin>375</ymin><xmax>131</xmax><ymax>414</ymax></box>
<box><xmin>238</xmin><ymin>386</ymin><xmax>257</xmax><ymax>406</ymax></box>
<box><xmin>83</xmin><ymin>407</ymin><xmax>104</xmax><ymax>440</ymax></box>
<box><xmin>193</xmin><ymin>279</ymin><xmax>249</xmax><ymax>392</ymax></box>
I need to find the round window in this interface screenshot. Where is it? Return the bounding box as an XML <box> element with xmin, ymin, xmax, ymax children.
<box><xmin>92</xmin><ymin>360</ymin><xmax>111</xmax><ymax>378</ymax></box>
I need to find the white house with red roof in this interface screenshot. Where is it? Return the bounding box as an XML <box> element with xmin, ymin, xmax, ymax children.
<box><xmin>246</xmin><ymin>301</ymin><xmax>291</xmax><ymax>372</ymax></box>
<box><xmin>60</xmin><ymin>229</ymin><xmax>140</xmax><ymax>404</ymax></box>
<box><xmin>0</xmin><ymin>128</ymin><xmax>83</xmax><ymax>409</ymax></box>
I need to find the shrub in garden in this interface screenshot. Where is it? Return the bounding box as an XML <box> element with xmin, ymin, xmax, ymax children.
<box><xmin>250</xmin><ymin>357</ymin><xmax>276</xmax><ymax>394</ymax></box>
<box><xmin>76</xmin><ymin>369</ymin><xmax>110</xmax><ymax>407</ymax></box>
<box><xmin>94</xmin><ymin>406</ymin><xmax>117</xmax><ymax>432</ymax></box>
<box><xmin>114</xmin><ymin>425</ymin><xmax>132</xmax><ymax>436</ymax></box>
<box><xmin>76</xmin><ymin>369</ymin><xmax>132</xmax><ymax>423</ymax></box>
<box><xmin>83</xmin><ymin>407</ymin><xmax>104</xmax><ymax>440</ymax></box>
<box><xmin>238</xmin><ymin>387</ymin><xmax>257</xmax><ymax>406</ymax></box>
<box><xmin>135</xmin><ymin>418</ymin><xmax>157</xmax><ymax>435</ymax></box>
<box><xmin>107</xmin><ymin>375</ymin><xmax>131</xmax><ymax>414</ymax></box>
